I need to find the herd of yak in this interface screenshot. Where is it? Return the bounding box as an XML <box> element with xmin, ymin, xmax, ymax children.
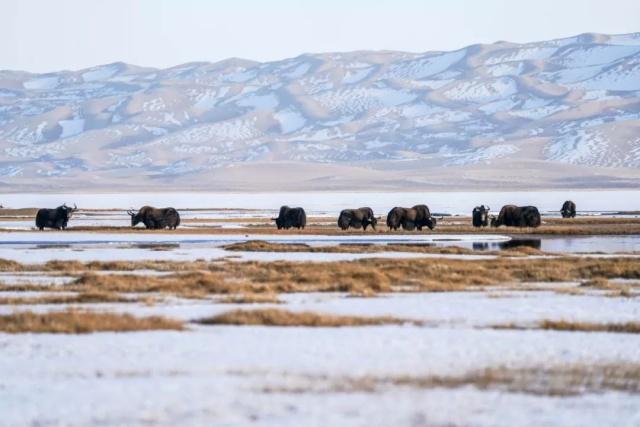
<box><xmin>33</xmin><ymin>201</ymin><xmax>578</xmax><ymax>231</ymax></box>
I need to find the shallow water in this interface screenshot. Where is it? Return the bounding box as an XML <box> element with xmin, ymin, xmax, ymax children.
<box><xmin>467</xmin><ymin>235</ymin><xmax>640</xmax><ymax>253</ymax></box>
<box><xmin>0</xmin><ymin>231</ymin><xmax>637</xmax><ymax>263</ymax></box>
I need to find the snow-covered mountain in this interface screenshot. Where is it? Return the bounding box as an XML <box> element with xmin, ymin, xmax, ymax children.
<box><xmin>1</xmin><ymin>32</ymin><xmax>639</xmax><ymax>191</ymax></box>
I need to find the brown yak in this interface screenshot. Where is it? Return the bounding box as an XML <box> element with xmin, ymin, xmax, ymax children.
<box><xmin>386</xmin><ymin>205</ymin><xmax>436</xmax><ymax>231</ymax></box>
<box><xmin>490</xmin><ymin>205</ymin><xmax>541</xmax><ymax>228</ymax></box>
<box><xmin>338</xmin><ymin>207</ymin><xmax>378</xmax><ymax>231</ymax></box>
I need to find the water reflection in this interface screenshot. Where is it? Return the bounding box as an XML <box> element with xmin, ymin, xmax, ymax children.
<box><xmin>473</xmin><ymin>238</ymin><xmax>542</xmax><ymax>251</ymax></box>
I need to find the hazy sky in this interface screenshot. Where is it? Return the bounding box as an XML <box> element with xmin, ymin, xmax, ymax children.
<box><xmin>2</xmin><ymin>0</ymin><xmax>639</xmax><ymax>73</ymax></box>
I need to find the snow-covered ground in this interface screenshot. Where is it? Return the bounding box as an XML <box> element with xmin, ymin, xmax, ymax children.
<box><xmin>1</xmin><ymin>290</ymin><xmax>639</xmax><ymax>426</ymax></box>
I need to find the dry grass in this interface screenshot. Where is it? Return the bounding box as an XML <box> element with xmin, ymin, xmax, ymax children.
<box><xmin>2</xmin><ymin>256</ymin><xmax>639</xmax><ymax>299</ymax></box>
<box><xmin>580</xmin><ymin>277</ymin><xmax>612</xmax><ymax>289</ymax></box>
<box><xmin>494</xmin><ymin>319</ymin><xmax>640</xmax><ymax>333</ymax></box>
<box><xmin>217</xmin><ymin>293</ymin><xmax>283</xmax><ymax>304</ymax></box>
<box><xmin>0</xmin><ymin>291</ymin><xmax>132</xmax><ymax>305</ymax></box>
<box><xmin>0</xmin><ymin>258</ymin><xmax>23</xmax><ymax>271</ymax></box>
<box><xmin>0</xmin><ymin>208</ymin><xmax>39</xmax><ymax>216</ymax></box>
<box><xmin>9</xmin><ymin>215</ymin><xmax>639</xmax><ymax>236</ymax></box>
<box><xmin>262</xmin><ymin>363</ymin><xmax>640</xmax><ymax>396</ymax></box>
<box><xmin>580</xmin><ymin>277</ymin><xmax>637</xmax><ymax>297</ymax></box>
<box><xmin>0</xmin><ymin>309</ymin><xmax>184</xmax><ymax>333</ymax></box>
<box><xmin>195</xmin><ymin>308</ymin><xmax>412</xmax><ymax>327</ymax></box>
<box><xmin>223</xmin><ymin>240</ymin><xmax>546</xmax><ymax>257</ymax></box>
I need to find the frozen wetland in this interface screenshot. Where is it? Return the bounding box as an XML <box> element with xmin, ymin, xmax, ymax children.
<box><xmin>0</xmin><ymin>191</ymin><xmax>639</xmax><ymax>426</ymax></box>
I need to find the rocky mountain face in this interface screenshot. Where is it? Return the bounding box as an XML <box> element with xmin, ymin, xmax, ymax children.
<box><xmin>1</xmin><ymin>32</ymin><xmax>639</xmax><ymax>191</ymax></box>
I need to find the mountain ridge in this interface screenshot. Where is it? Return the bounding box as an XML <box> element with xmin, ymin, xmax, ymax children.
<box><xmin>1</xmin><ymin>31</ymin><xmax>639</xmax><ymax>191</ymax></box>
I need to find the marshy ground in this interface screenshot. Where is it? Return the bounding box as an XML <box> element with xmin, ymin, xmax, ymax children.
<box><xmin>0</xmin><ymin>207</ymin><xmax>639</xmax><ymax>426</ymax></box>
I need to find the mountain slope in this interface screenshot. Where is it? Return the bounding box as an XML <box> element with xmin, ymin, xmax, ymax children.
<box><xmin>1</xmin><ymin>32</ymin><xmax>639</xmax><ymax>191</ymax></box>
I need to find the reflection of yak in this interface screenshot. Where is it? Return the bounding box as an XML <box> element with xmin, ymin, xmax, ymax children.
<box><xmin>128</xmin><ymin>206</ymin><xmax>180</xmax><ymax>229</ymax></box>
<box><xmin>338</xmin><ymin>207</ymin><xmax>378</xmax><ymax>231</ymax></box>
<box><xmin>386</xmin><ymin>205</ymin><xmax>436</xmax><ymax>231</ymax></box>
<box><xmin>498</xmin><ymin>238</ymin><xmax>542</xmax><ymax>250</ymax></box>
<box><xmin>272</xmin><ymin>206</ymin><xmax>306</xmax><ymax>230</ymax></box>
<box><xmin>491</xmin><ymin>205</ymin><xmax>541</xmax><ymax>228</ymax></box>
<box><xmin>35</xmin><ymin>204</ymin><xmax>77</xmax><ymax>230</ymax></box>
<box><xmin>561</xmin><ymin>200</ymin><xmax>576</xmax><ymax>218</ymax></box>
<box><xmin>472</xmin><ymin>205</ymin><xmax>490</xmax><ymax>227</ymax></box>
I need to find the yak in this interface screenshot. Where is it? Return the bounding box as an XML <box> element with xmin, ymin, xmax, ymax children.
<box><xmin>35</xmin><ymin>204</ymin><xmax>77</xmax><ymax>230</ymax></box>
<box><xmin>272</xmin><ymin>206</ymin><xmax>306</xmax><ymax>230</ymax></box>
<box><xmin>128</xmin><ymin>206</ymin><xmax>180</xmax><ymax>229</ymax></box>
<box><xmin>561</xmin><ymin>200</ymin><xmax>576</xmax><ymax>218</ymax></box>
<box><xmin>491</xmin><ymin>205</ymin><xmax>541</xmax><ymax>228</ymax></box>
<box><xmin>472</xmin><ymin>205</ymin><xmax>490</xmax><ymax>227</ymax></box>
<box><xmin>337</xmin><ymin>207</ymin><xmax>378</xmax><ymax>231</ymax></box>
<box><xmin>386</xmin><ymin>205</ymin><xmax>436</xmax><ymax>231</ymax></box>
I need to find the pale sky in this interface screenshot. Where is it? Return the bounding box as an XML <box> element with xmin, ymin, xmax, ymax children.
<box><xmin>2</xmin><ymin>0</ymin><xmax>639</xmax><ymax>73</ymax></box>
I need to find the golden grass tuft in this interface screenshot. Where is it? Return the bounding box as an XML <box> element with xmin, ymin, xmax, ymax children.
<box><xmin>0</xmin><ymin>258</ymin><xmax>23</xmax><ymax>271</ymax></box>
<box><xmin>262</xmin><ymin>363</ymin><xmax>640</xmax><ymax>396</ymax></box>
<box><xmin>494</xmin><ymin>319</ymin><xmax>640</xmax><ymax>334</ymax></box>
<box><xmin>2</xmin><ymin>256</ymin><xmax>639</xmax><ymax>299</ymax></box>
<box><xmin>539</xmin><ymin>320</ymin><xmax>640</xmax><ymax>333</ymax></box>
<box><xmin>196</xmin><ymin>308</ymin><xmax>412</xmax><ymax>327</ymax></box>
<box><xmin>0</xmin><ymin>309</ymin><xmax>184</xmax><ymax>333</ymax></box>
<box><xmin>580</xmin><ymin>277</ymin><xmax>611</xmax><ymax>289</ymax></box>
<box><xmin>0</xmin><ymin>291</ymin><xmax>131</xmax><ymax>305</ymax></box>
<box><xmin>224</xmin><ymin>240</ymin><xmax>482</xmax><ymax>255</ymax></box>
<box><xmin>217</xmin><ymin>293</ymin><xmax>283</xmax><ymax>304</ymax></box>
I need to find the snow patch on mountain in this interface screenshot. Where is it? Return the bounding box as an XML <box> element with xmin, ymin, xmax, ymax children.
<box><xmin>1</xmin><ymin>32</ymin><xmax>639</xmax><ymax>190</ymax></box>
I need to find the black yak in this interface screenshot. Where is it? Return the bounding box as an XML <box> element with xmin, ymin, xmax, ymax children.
<box><xmin>386</xmin><ymin>205</ymin><xmax>436</xmax><ymax>231</ymax></box>
<box><xmin>337</xmin><ymin>207</ymin><xmax>378</xmax><ymax>231</ymax></box>
<box><xmin>561</xmin><ymin>200</ymin><xmax>576</xmax><ymax>218</ymax></box>
<box><xmin>272</xmin><ymin>206</ymin><xmax>306</xmax><ymax>230</ymax></box>
<box><xmin>128</xmin><ymin>206</ymin><xmax>180</xmax><ymax>229</ymax></box>
<box><xmin>35</xmin><ymin>204</ymin><xmax>77</xmax><ymax>230</ymax></box>
<box><xmin>472</xmin><ymin>205</ymin><xmax>490</xmax><ymax>227</ymax></box>
<box><xmin>491</xmin><ymin>205</ymin><xmax>541</xmax><ymax>228</ymax></box>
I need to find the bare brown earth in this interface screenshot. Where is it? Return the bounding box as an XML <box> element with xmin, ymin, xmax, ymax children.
<box><xmin>0</xmin><ymin>309</ymin><xmax>184</xmax><ymax>333</ymax></box>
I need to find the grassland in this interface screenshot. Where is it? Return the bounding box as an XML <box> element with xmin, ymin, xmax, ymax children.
<box><xmin>196</xmin><ymin>308</ymin><xmax>412</xmax><ymax>327</ymax></box>
<box><xmin>1</xmin><ymin>255</ymin><xmax>638</xmax><ymax>298</ymax></box>
<box><xmin>494</xmin><ymin>320</ymin><xmax>640</xmax><ymax>333</ymax></box>
<box><xmin>3</xmin><ymin>213</ymin><xmax>640</xmax><ymax>236</ymax></box>
<box><xmin>261</xmin><ymin>363</ymin><xmax>640</xmax><ymax>396</ymax></box>
<box><xmin>0</xmin><ymin>309</ymin><xmax>184</xmax><ymax>333</ymax></box>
